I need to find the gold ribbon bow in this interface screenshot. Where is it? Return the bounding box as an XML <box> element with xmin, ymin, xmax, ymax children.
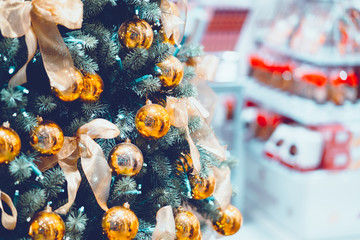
<box><xmin>166</xmin><ymin>97</ymin><xmax>226</xmax><ymax>174</ymax></box>
<box><xmin>0</xmin><ymin>0</ymin><xmax>83</xmax><ymax>92</ymax></box>
<box><xmin>152</xmin><ymin>206</ymin><xmax>176</xmax><ymax>240</ymax></box>
<box><xmin>160</xmin><ymin>0</ymin><xmax>187</xmax><ymax>45</ymax></box>
<box><xmin>36</xmin><ymin>119</ymin><xmax>120</xmax><ymax>214</ymax></box>
<box><xmin>0</xmin><ymin>190</ymin><xmax>17</xmax><ymax>230</ymax></box>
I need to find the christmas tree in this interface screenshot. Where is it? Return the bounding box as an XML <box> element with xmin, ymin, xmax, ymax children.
<box><xmin>0</xmin><ymin>0</ymin><xmax>242</xmax><ymax>239</ymax></box>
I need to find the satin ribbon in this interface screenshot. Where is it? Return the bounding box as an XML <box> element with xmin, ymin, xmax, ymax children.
<box><xmin>187</xmin><ymin>55</ymin><xmax>220</xmax><ymax>124</ymax></box>
<box><xmin>0</xmin><ymin>0</ymin><xmax>83</xmax><ymax>92</ymax></box>
<box><xmin>166</xmin><ymin>97</ymin><xmax>201</xmax><ymax>174</ymax></box>
<box><xmin>160</xmin><ymin>0</ymin><xmax>187</xmax><ymax>45</ymax></box>
<box><xmin>152</xmin><ymin>206</ymin><xmax>175</xmax><ymax>240</ymax></box>
<box><xmin>166</xmin><ymin>97</ymin><xmax>226</xmax><ymax>174</ymax></box>
<box><xmin>0</xmin><ymin>190</ymin><xmax>17</xmax><ymax>230</ymax></box>
<box><xmin>213</xmin><ymin>167</ymin><xmax>232</xmax><ymax>210</ymax></box>
<box><xmin>36</xmin><ymin>119</ymin><xmax>120</xmax><ymax>214</ymax></box>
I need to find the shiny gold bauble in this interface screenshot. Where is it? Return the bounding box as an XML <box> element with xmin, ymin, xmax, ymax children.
<box><xmin>28</xmin><ymin>205</ymin><xmax>65</xmax><ymax>240</ymax></box>
<box><xmin>52</xmin><ymin>69</ymin><xmax>84</xmax><ymax>102</ymax></box>
<box><xmin>135</xmin><ymin>100</ymin><xmax>170</xmax><ymax>139</ymax></box>
<box><xmin>212</xmin><ymin>205</ymin><xmax>243</xmax><ymax>236</ymax></box>
<box><xmin>30</xmin><ymin>120</ymin><xmax>64</xmax><ymax>155</ymax></box>
<box><xmin>156</xmin><ymin>56</ymin><xmax>184</xmax><ymax>90</ymax></box>
<box><xmin>80</xmin><ymin>72</ymin><xmax>104</xmax><ymax>102</ymax></box>
<box><xmin>102</xmin><ymin>203</ymin><xmax>139</xmax><ymax>240</ymax></box>
<box><xmin>175</xmin><ymin>208</ymin><xmax>201</xmax><ymax>240</ymax></box>
<box><xmin>176</xmin><ymin>153</ymin><xmax>193</xmax><ymax>174</ymax></box>
<box><xmin>118</xmin><ymin>18</ymin><xmax>154</xmax><ymax>49</ymax></box>
<box><xmin>108</xmin><ymin>139</ymin><xmax>143</xmax><ymax>177</ymax></box>
<box><xmin>189</xmin><ymin>175</ymin><xmax>216</xmax><ymax>200</ymax></box>
<box><xmin>0</xmin><ymin>125</ymin><xmax>21</xmax><ymax>164</ymax></box>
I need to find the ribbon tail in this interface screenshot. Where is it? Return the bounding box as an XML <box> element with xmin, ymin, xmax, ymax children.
<box><xmin>79</xmin><ymin>135</ymin><xmax>111</xmax><ymax>212</ymax></box>
<box><xmin>55</xmin><ymin>151</ymin><xmax>82</xmax><ymax>215</ymax></box>
<box><xmin>0</xmin><ymin>191</ymin><xmax>17</xmax><ymax>230</ymax></box>
<box><xmin>30</xmin><ymin>7</ymin><xmax>78</xmax><ymax>92</ymax></box>
<box><xmin>186</xmin><ymin>128</ymin><xmax>200</xmax><ymax>174</ymax></box>
<box><xmin>213</xmin><ymin>167</ymin><xmax>232</xmax><ymax>210</ymax></box>
<box><xmin>152</xmin><ymin>206</ymin><xmax>176</xmax><ymax>240</ymax></box>
<box><xmin>9</xmin><ymin>28</ymin><xmax>37</xmax><ymax>87</ymax></box>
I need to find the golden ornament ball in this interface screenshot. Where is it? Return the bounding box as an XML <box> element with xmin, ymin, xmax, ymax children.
<box><xmin>189</xmin><ymin>174</ymin><xmax>216</xmax><ymax>200</ymax></box>
<box><xmin>80</xmin><ymin>72</ymin><xmax>104</xmax><ymax>102</ymax></box>
<box><xmin>108</xmin><ymin>138</ymin><xmax>144</xmax><ymax>177</ymax></box>
<box><xmin>156</xmin><ymin>56</ymin><xmax>184</xmax><ymax>90</ymax></box>
<box><xmin>0</xmin><ymin>123</ymin><xmax>21</xmax><ymax>164</ymax></box>
<box><xmin>135</xmin><ymin>100</ymin><xmax>170</xmax><ymax>139</ymax></box>
<box><xmin>163</xmin><ymin>33</ymin><xmax>176</xmax><ymax>45</ymax></box>
<box><xmin>102</xmin><ymin>203</ymin><xmax>139</xmax><ymax>240</ymax></box>
<box><xmin>28</xmin><ymin>205</ymin><xmax>65</xmax><ymax>240</ymax></box>
<box><xmin>52</xmin><ymin>69</ymin><xmax>84</xmax><ymax>102</ymax></box>
<box><xmin>176</xmin><ymin>153</ymin><xmax>193</xmax><ymax>174</ymax></box>
<box><xmin>175</xmin><ymin>208</ymin><xmax>201</xmax><ymax>240</ymax></box>
<box><xmin>30</xmin><ymin>120</ymin><xmax>64</xmax><ymax>155</ymax></box>
<box><xmin>212</xmin><ymin>205</ymin><xmax>243</xmax><ymax>236</ymax></box>
<box><xmin>118</xmin><ymin>18</ymin><xmax>154</xmax><ymax>49</ymax></box>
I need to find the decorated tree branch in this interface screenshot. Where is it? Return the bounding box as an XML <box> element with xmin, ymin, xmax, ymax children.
<box><xmin>0</xmin><ymin>0</ymin><xmax>242</xmax><ymax>239</ymax></box>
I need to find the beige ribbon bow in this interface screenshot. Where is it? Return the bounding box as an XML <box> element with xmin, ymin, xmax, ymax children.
<box><xmin>36</xmin><ymin>119</ymin><xmax>120</xmax><ymax>214</ymax></box>
<box><xmin>160</xmin><ymin>0</ymin><xmax>187</xmax><ymax>45</ymax></box>
<box><xmin>152</xmin><ymin>206</ymin><xmax>176</xmax><ymax>240</ymax></box>
<box><xmin>186</xmin><ymin>55</ymin><xmax>220</xmax><ymax>124</ymax></box>
<box><xmin>166</xmin><ymin>96</ymin><xmax>226</xmax><ymax>174</ymax></box>
<box><xmin>0</xmin><ymin>191</ymin><xmax>17</xmax><ymax>230</ymax></box>
<box><xmin>0</xmin><ymin>0</ymin><xmax>83</xmax><ymax>92</ymax></box>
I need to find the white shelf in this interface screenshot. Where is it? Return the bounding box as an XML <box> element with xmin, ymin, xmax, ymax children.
<box><xmin>244</xmin><ymin>79</ymin><xmax>360</xmax><ymax>125</ymax></box>
<box><xmin>243</xmin><ymin>140</ymin><xmax>360</xmax><ymax>240</ymax></box>
<box><xmin>258</xmin><ymin>42</ymin><xmax>360</xmax><ymax>67</ymax></box>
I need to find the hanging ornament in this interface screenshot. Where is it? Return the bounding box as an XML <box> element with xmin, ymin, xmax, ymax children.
<box><xmin>28</xmin><ymin>205</ymin><xmax>65</xmax><ymax>240</ymax></box>
<box><xmin>30</xmin><ymin>119</ymin><xmax>64</xmax><ymax>155</ymax></box>
<box><xmin>156</xmin><ymin>55</ymin><xmax>184</xmax><ymax>90</ymax></box>
<box><xmin>80</xmin><ymin>72</ymin><xmax>104</xmax><ymax>102</ymax></box>
<box><xmin>118</xmin><ymin>18</ymin><xmax>154</xmax><ymax>49</ymax></box>
<box><xmin>102</xmin><ymin>202</ymin><xmax>139</xmax><ymax>240</ymax></box>
<box><xmin>212</xmin><ymin>205</ymin><xmax>243</xmax><ymax>236</ymax></box>
<box><xmin>176</xmin><ymin>152</ymin><xmax>193</xmax><ymax>174</ymax></box>
<box><xmin>189</xmin><ymin>174</ymin><xmax>216</xmax><ymax>200</ymax></box>
<box><xmin>0</xmin><ymin>122</ymin><xmax>21</xmax><ymax>164</ymax></box>
<box><xmin>175</xmin><ymin>207</ymin><xmax>201</xmax><ymax>240</ymax></box>
<box><xmin>108</xmin><ymin>138</ymin><xmax>144</xmax><ymax>177</ymax></box>
<box><xmin>52</xmin><ymin>69</ymin><xmax>84</xmax><ymax>102</ymax></box>
<box><xmin>135</xmin><ymin>100</ymin><xmax>170</xmax><ymax>139</ymax></box>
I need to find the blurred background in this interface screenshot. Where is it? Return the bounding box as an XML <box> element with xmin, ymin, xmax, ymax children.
<box><xmin>184</xmin><ymin>0</ymin><xmax>360</xmax><ymax>239</ymax></box>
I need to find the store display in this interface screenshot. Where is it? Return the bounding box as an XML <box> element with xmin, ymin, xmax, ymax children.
<box><xmin>135</xmin><ymin>100</ymin><xmax>171</xmax><ymax>139</ymax></box>
<box><xmin>29</xmin><ymin>120</ymin><xmax>64</xmax><ymax>155</ymax></box>
<box><xmin>102</xmin><ymin>203</ymin><xmax>139</xmax><ymax>240</ymax></box>
<box><xmin>118</xmin><ymin>18</ymin><xmax>154</xmax><ymax>49</ymax></box>
<box><xmin>108</xmin><ymin>139</ymin><xmax>144</xmax><ymax>176</ymax></box>
<box><xmin>264</xmin><ymin>124</ymin><xmax>324</xmax><ymax>171</ymax></box>
<box><xmin>0</xmin><ymin>123</ymin><xmax>21</xmax><ymax>164</ymax></box>
<box><xmin>28</xmin><ymin>205</ymin><xmax>65</xmax><ymax>240</ymax></box>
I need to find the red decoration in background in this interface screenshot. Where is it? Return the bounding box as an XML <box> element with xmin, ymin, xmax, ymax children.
<box><xmin>302</xmin><ymin>72</ymin><xmax>327</xmax><ymax>87</ymax></box>
<box><xmin>309</xmin><ymin>124</ymin><xmax>352</xmax><ymax>170</ymax></box>
<box><xmin>201</xmin><ymin>9</ymin><xmax>248</xmax><ymax>51</ymax></box>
